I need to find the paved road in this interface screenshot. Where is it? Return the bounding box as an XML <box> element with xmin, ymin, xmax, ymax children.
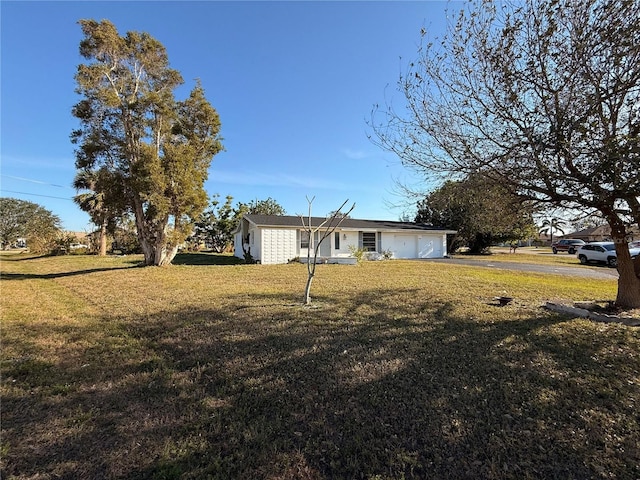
<box><xmin>421</xmin><ymin>257</ymin><xmax>619</xmax><ymax>280</ymax></box>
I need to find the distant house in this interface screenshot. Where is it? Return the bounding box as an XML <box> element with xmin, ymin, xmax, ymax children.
<box><xmin>233</xmin><ymin>214</ymin><xmax>456</xmax><ymax>265</ymax></box>
<box><xmin>568</xmin><ymin>225</ymin><xmax>639</xmax><ymax>243</ymax></box>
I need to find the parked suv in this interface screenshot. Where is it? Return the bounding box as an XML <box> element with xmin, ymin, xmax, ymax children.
<box><xmin>551</xmin><ymin>238</ymin><xmax>585</xmax><ymax>254</ymax></box>
<box><xmin>576</xmin><ymin>242</ymin><xmax>640</xmax><ymax>268</ymax></box>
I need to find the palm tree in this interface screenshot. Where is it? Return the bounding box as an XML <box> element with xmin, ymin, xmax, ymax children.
<box><xmin>73</xmin><ymin>168</ymin><xmax>124</xmax><ymax>256</ymax></box>
<box><xmin>539</xmin><ymin>218</ymin><xmax>566</xmax><ymax>246</ymax></box>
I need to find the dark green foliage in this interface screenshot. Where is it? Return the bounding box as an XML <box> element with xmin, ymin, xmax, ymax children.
<box><xmin>239</xmin><ymin>197</ymin><xmax>286</xmax><ymax>216</ymax></box>
<box><xmin>193</xmin><ymin>194</ymin><xmax>246</xmax><ymax>253</ymax></box>
<box><xmin>193</xmin><ymin>195</ymin><xmax>286</xmax><ymax>253</ymax></box>
<box><xmin>72</xmin><ymin>20</ymin><xmax>223</xmax><ymax>266</ymax></box>
<box><xmin>0</xmin><ymin>198</ymin><xmax>61</xmax><ymax>253</ymax></box>
<box><xmin>416</xmin><ymin>174</ymin><xmax>537</xmax><ymax>254</ymax></box>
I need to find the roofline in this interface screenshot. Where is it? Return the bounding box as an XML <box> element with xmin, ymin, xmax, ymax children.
<box><xmin>235</xmin><ymin>214</ymin><xmax>456</xmax><ymax>234</ymax></box>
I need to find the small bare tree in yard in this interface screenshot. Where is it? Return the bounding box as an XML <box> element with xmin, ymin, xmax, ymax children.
<box><xmin>300</xmin><ymin>197</ymin><xmax>355</xmax><ymax>305</ymax></box>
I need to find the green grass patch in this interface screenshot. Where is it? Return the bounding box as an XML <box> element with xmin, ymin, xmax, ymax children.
<box><xmin>1</xmin><ymin>254</ymin><xmax>638</xmax><ymax>479</ymax></box>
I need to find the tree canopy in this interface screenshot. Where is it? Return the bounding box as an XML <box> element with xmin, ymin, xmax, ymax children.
<box><xmin>0</xmin><ymin>198</ymin><xmax>61</xmax><ymax>253</ymax></box>
<box><xmin>193</xmin><ymin>194</ymin><xmax>245</xmax><ymax>253</ymax></box>
<box><xmin>416</xmin><ymin>174</ymin><xmax>537</xmax><ymax>253</ymax></box>
<box><xmin>241</xmin><ymin>197</ymin><xmax>286</xmax><ymax>216</ymax></box>
<box><xmin>71</xmin><ymin>19</ymin><xmax>223</xmax><ymax>266</ymax></box>
<box><xmin>539</xmin><ymin>218</ymin><xmax>567</xmax><ymax>245</ymax></box>
<box><xmin>371</xmin><ymin>0</ymin><xmax>640</xmax><ymax>307</ymax></box>
<box><xmin>193</xmin><ymin>195</ymin><xmax>286</xmax><ymax>253</ymax></box>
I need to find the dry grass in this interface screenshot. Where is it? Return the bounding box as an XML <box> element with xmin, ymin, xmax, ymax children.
<box><xmin>1</xmin><ymin>252</ymin><xmax>639</xmax><ymax>479</ymax></box>
<box><xmin>460</xmin><ymin>247</ymin><xmax>590</xmax><ymax>266</ymax></box>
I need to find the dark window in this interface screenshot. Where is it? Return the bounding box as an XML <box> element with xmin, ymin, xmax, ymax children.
<box><xmin>335</xmin><ymin>232</ymin><xmax>340</xmax><ymax>250</ymax></box>
<box><xmin>300</xmin><ymin>230</ymin><xmax>310</xmax><ymax>249</ymax></box>
<box><xmin>362</xmin><ymin>232</ymin><xmax>376</xmax><ymax>252</ymax></box>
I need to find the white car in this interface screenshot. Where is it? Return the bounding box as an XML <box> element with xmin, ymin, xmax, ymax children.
<box><xmin>576</xmin><ymin>242</ymin><xmax>640</xmax><ymax>268</ymax></box>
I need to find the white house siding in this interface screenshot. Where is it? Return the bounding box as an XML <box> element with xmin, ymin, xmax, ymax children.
<box><xmin>332</xmin><ymin>231</ymin><xmax>358</xmax><ymax>257</ymax></box>
<box><xmin>260</xmin><ymin>228</ymin><xmax>297</xmax><ymax>265</ymax></box>
<box><xmin>314</xmin><ymin>231</ymin><xmax>331</xmax><ymax>258</ymax></box>
<box><xmin>233</xmin><ymin>226</ymin><xmax>260</xmax><ymax>261</ymax></box>
<box><xmin>233</xmin><ymin>231</ymin><xmax>243</xmax><ymax>259</ymax></box>
<box><xmin>248</xmin><ymin>227</ymin><xmax>261</xmax><ymax>262</ymax></box>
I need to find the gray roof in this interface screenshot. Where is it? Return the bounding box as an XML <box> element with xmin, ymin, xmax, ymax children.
<box><xmin>243</xmin><ymin>214</ymin><xmax>456</xmax><ymax>233</ymax></box>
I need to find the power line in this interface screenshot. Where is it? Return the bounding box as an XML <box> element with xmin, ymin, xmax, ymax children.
<box><xmin>0</xmin><ymin>190</ymin><xmax>74</xmax><ymax>201</ymax></box>
<box><xmin>0</xmin><ymin>174</ymin><xmax>72</xmax><ymax>189</ymax></box>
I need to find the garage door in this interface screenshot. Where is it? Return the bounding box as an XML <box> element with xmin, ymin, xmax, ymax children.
<box><xmin>418</xmin><ymin>236</ymin><xmax>442</xmax><ymax>258</ymax></box>
<box><xmin>393</xmin><ymin>235</ymin><xmax>417</xmax><ymax>258</ymax></box>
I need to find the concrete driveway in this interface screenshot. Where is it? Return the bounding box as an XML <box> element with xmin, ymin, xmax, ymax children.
<box><xmin>421</xmin><ymin>257</ymin><xmax>619</xmax><ymax>280</ymax></box>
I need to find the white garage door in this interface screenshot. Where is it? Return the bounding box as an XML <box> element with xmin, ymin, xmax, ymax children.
<box><xmin>418</xmin><ymin>236</ymin><xmax>442</xmax><ymax>258</ymax></box>
<box><xmin>393</xmin><ymin>235</ymin><xmax>417</xmax><ymax>258</ymax></box>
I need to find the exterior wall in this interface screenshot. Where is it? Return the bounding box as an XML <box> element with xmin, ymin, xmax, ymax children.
<box><xmin>315</xmin><ymin>231</ymin><xmax>331</xmax><ymax>257</ymax></box>
<box><xmin>259</xmin><ymin>228</ymin><xmax>297</xmax><ymax>265</ymax></box>
<box><xmin>233</xmin><ymin>231</ymin><xmax>244</xmax><ymax>259</ymax></box>
<box><xmin>234</xmin><ymin>222</ymin><xmax>451</xmax><ymax>264</ymax></box>
<box><xmin>246</xmin><ymin>227</ymin><xmax>261</xmax><ymax>263</ymax></box>
<box><xmin>333</xmin><ymin>231</ymin><xmax>359</xmax><ymax>257</ymax></box>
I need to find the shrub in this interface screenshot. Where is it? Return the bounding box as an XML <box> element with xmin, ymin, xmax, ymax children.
<box><xmin>348</xmin><ymin>245</ymin><xmax>366</xmax><ymax>263</ymax></box>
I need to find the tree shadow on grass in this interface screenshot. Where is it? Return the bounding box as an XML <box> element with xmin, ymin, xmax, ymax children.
<box><xmin>0</xmin><ymin>265</ymin><xmax>136</xmax><ymax>281</ymax></box>
<box><xmin>2</xmin><ymin>288</ymin><xmax>639</xmax><ymax>479</ymax></box>
<box><xmin>172</xmin><ymin>252</ymin><xmax>245</xmax><ymax>266</ymax></box>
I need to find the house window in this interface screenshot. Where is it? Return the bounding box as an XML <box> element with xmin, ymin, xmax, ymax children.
<box><xmin>362</xmin><ymin>232</ymin><xmax>376</xmax><ymax>252</ymax></box>
<box><xmin>335</xmin><ymin>232</ymin><xmax>340</xmax><ymax>250</ymax></box>
<box><xmin>300</xmin><ymin>230</ymin><xmax>310</xmax><ymax>249</ymax></box>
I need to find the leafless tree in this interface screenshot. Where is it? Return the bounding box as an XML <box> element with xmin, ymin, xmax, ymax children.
<box><xmin>299</xmin><ymin>197</ymin><xmax>355</xmax><ymax>305</ymax></box>
<box><xmin>371</xmin><ymin>0</ymin><xmax>640</xmax><ymax>307</ymax></box>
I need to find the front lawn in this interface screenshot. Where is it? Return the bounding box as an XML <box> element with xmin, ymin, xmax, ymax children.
<box><xmin>460</xmin><ymin>247</ymin><xmax>588</xmax><ymax>267</ymax></box>
<box><xmin>1</xmin><ymin>253</ymin><xmax>638</xmax><ymax>479</ymax></box>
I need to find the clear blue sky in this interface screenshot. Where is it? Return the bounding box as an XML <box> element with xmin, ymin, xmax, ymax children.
<box><xmin>1</xmin><ymin>1</ymin><xmax>455</xmax><ymax>232</ymax></box>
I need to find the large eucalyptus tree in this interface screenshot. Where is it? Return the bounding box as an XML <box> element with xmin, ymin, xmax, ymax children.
<box><xmin>71</xmin><ymin>20</ymin><xmax>223</xmax><ymax>266</ymax></box>
<box><xmin>372</xmin><ymin>0</ymin><xmax>640</xmax><ymax>307</ymax></box>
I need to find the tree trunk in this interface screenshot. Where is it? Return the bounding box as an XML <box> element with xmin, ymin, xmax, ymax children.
<box><xmin>155</xmin><ymin>244</ymin><xmax>179</xmax><ymax>266</ymax></box>
<box><xmin>131</xmin><ymin>195</ymin><xmax>178</xmax><ymax>266</ymax></box>
<box><xmin>303</xmin><ymin>273</ymin><xmax>314</xmax><ymax>305</ymax></box>
<box><xmin>131</xmin><ymin>195</ymin><xmax>155</xmax><ymax>266</ymax></box>
<box><xmin>99</xmin><ymin>220</ymin><xmax>107</xmax><ymax>256</ymax></box>
<box><xmin>614</xmin><ymin>242</ymin><xmax>640</xmax><ymax>308</ymax></box>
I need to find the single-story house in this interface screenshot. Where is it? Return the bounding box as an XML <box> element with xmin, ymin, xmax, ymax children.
<box><xmin>233</xmin><ymin>214</ymin><xmax>457</xmax><ymax>265</ymax></box>
<box><xmin>565</xmin><ymin>225</ymin><xmax>639</xmax><ymax>243</ymax></box>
